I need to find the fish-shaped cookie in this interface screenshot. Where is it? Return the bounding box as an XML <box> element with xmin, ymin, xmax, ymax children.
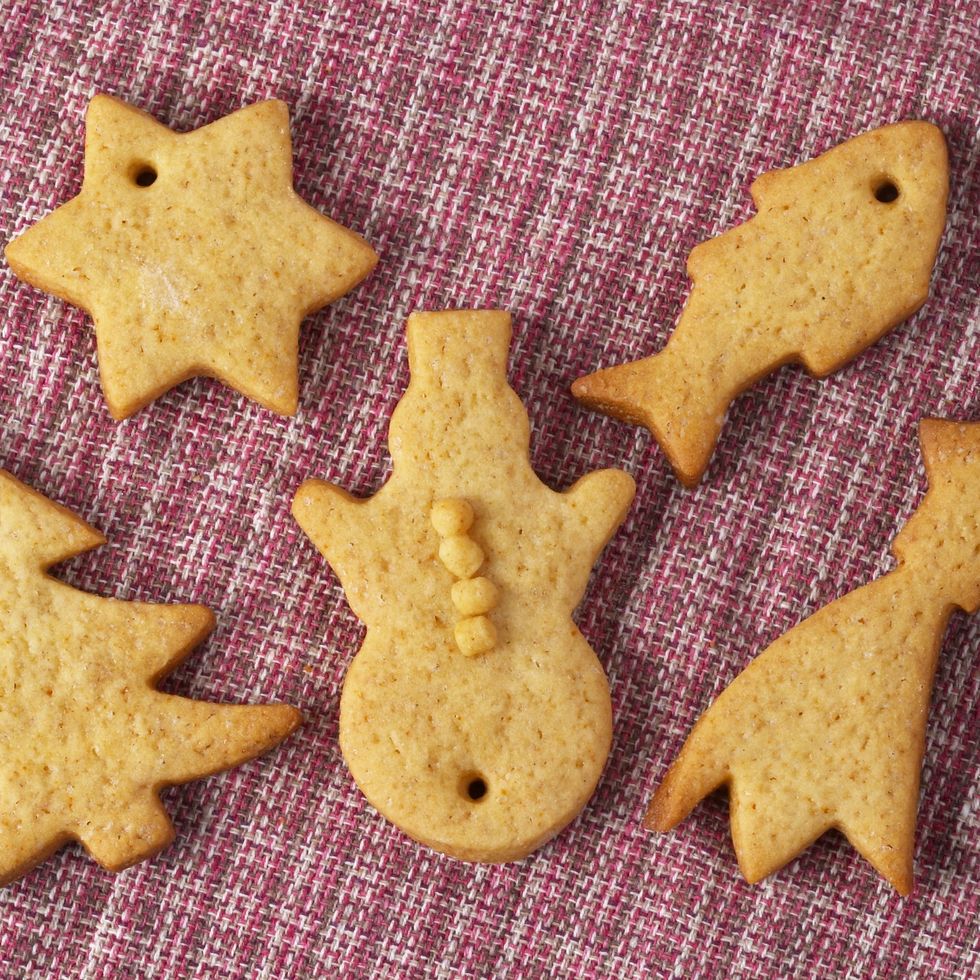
<box><xmin>573</xmin><ymin>123</ymin><xmax>948</xmax><ymax>486</ymax></box>
<box><xmin>647</xmin><ymin>420</ymin><xmax>980</xmax><ymax>893</ymax></box>
<box><xmin>293</xmin><ymin>310</ymin><xmax>635</xmax><ymax>862</ymax></box>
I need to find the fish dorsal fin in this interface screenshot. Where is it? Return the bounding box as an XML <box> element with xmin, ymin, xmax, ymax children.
<box><xmin>748</xmin><ymin>166</ymin><xmax>798</xmax><ymax>209</ymax></box>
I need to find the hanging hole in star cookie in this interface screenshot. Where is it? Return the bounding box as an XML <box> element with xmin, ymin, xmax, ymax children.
<box><xmin>872</xmin><ymin>177</ymin><xmax>899</xmax><ymax>203</ymax></box>
<box><xmin>132</xmin><ymin>164</ymin><xmax>157</xmax><ymax>187</ymax></box>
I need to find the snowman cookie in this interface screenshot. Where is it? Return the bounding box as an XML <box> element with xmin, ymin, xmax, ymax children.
<box><xmin>293</xmin><ymin>310</ymin><xmax>635</xmax><ymax>861</ymax></box>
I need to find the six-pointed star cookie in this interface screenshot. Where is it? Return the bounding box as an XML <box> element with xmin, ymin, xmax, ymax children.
<box><xmin>5</xmin><ymin>95</ymin><xmax>378</xmax><ymax>418</ymax></box>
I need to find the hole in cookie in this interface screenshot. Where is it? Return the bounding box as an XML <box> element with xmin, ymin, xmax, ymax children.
<box><xmin>872</xmin><ymin>179</ymin><xmax>899</xmax><ymax>203</ymax></box>
<box><xmin>463</xmin><ymin>775</ymin><xmax>488</xmax><ymax>802</ymax></box>
<box><xmin>133</xmin><ymin>165</ymin><xmax>157</xmax><ymax>187</ymax></box>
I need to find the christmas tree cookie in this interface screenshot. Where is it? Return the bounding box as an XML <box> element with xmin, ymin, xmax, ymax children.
<box><xmin>0</xmin><ymin>470</ymin><xmax>301</xmax><ymax>885</ymax></box>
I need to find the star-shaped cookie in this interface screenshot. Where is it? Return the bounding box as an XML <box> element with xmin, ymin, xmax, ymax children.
<box><xmin>5</xmin><ymin>95</ymin><xmax>377</xmax><ymax>418</ymax></box>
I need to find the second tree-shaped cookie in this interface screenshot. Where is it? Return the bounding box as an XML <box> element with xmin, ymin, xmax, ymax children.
<box><xmin>647</xmin><ymin>420</ymin><xmax>980</xmax><ymax>893</ymax></box>
<box><xmin>293</xmin><ymin>310</ymin><xmax>635</xmax><ymax>862</ymax></box>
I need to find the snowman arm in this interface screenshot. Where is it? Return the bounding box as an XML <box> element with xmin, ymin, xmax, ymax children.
<box><xmin>561</xmin><ymin>469</ymin><xmax>636</xmax><ymax>564</ymax></box>
<box><xmin>292</xmin><ymin>480</ymin><xmax>378</xmax><ymax>601</ymax></box>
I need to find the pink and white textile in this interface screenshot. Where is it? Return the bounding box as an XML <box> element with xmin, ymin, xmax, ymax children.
<box><xmin>0</xmin><ymin>2</ymin><xmax>976</xmax><ymax>976</ymax></box>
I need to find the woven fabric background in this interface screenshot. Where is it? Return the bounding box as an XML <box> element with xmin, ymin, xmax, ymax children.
<box><xmin>0</xmin><ymin>0</ymin><xmax>977</xmax><ymax>976</ymax></box>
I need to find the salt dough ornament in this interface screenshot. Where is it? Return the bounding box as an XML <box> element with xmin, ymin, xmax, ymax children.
<box><xmin>5</xmin><ymin>95</ymin><xmax>377</xmax><ymax>419</ymax></box>
<box><xmin>0</xmin><ymin>470</ymin><xmax>301</xmax><ymax>885</ymax></box>
<box><xmin>293</xmin><ymin>310</ymin><xmax>635</xmax><ymax>861</ymax></box>
<box><xmin>647</xmin><ymin>420</ymin><xmax>980</xmax><ymax>894</ymax></box>
<box><xmin>573</xmin><ymin>122</ymin><xmax>948</xmax><ymax>487</ymax></box>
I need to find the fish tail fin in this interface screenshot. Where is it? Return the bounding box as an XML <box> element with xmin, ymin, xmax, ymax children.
<box><xmin>573</xmin><ymin>352</ymin><xmax>726</xmax><ymax>487</ymax></box>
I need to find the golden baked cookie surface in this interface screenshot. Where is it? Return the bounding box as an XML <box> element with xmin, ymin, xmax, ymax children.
<box><xmin>4</xmin><ymin>95</ymin><xmax>377</xmax><ymax>418</ymax></box>
<box><xmin>294</xmin><ymin>310</ymin><xmax>635</xmax><ymax>861</ymax></box>
<box><xmin>0</xmin><ymin>470</ymin><xmax>301</xmax><ymax>885</ymax></box>
<box><xmin>574</xmin><ymin>122</ymin><xmax>949</xmax><ymax>486</ymax></box>
<box><xmin>648</xmin><ymin>420</ymin><xmax>980</xmax><ymax>894</ymax></box>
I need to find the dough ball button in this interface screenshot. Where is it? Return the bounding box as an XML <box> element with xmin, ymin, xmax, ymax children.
<box><xmin>439</xmin><ymin>535</ymin><xmax>484</xmax><ymax>578</ymax></box>
<box><xmin>451</xmin><ymin>576</ymin><xmax>499</xmax><ymax>615</ymax></box>
<box><xmin>430</xmin><ymin>498</ymin><xmax>475</xmax><ymax>537</ymax></box>
<box><xmin>454</xmin><ymin>616</ymin><xmax>497</xmax><ymax>656</ymax></box>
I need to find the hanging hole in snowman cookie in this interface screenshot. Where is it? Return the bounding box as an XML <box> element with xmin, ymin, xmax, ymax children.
<box><xmin>461</xmin><ymin>773</ymin><xmax>488</xmax><ymax>802</ymax></box>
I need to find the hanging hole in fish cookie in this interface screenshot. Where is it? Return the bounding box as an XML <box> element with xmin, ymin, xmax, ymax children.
<box><xmin>873</xmin><ymin>178</ymin><xmax>900</xmax><ymax>203</ymax></box>
<box><xmin>131</xmin><ymin>163</ymin><xmax>158</xmax><ymax>187</ymax></box>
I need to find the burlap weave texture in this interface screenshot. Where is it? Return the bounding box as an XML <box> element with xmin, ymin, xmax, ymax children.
<box><xmin>0</xmin><ymin>1</ymin><xmax>977</xmax><ymax>977</ymax></box>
